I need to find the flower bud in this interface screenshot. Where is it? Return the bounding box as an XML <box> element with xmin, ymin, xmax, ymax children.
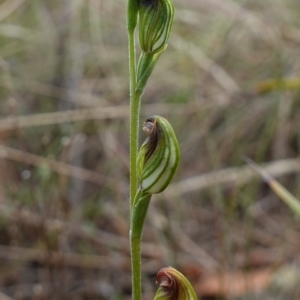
<box><xmin>137</xmin><ymin>116</ymin><xmax>180</xmax><ymax>194</ymax></box>
<box><xmin>139</xmin><ymin>0</ymin><xmax>174</xmax><ymax>54</ymax></box>
<box><xmin>154</xmin><ymin>267</ymin><xmax>197</xmax><ymax>300</ymax></box>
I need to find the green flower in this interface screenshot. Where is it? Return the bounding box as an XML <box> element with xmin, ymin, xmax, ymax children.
<box><xmin>139</xmin><ymin>0</ymin><xmax>174</xmax><ymax>54</ymax></box>
<box><xmin>137</xmin><ymin>116</ymin><xmax>180</xmax><ymax>194</ymax></box>
<box><xmin>154</xmin><ymin>267</ymin><xmax>198</xmax><ymax>300</ymax></box>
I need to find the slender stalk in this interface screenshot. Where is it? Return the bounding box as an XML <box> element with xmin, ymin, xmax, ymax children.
<box><xmin>129</xmin><ymin>89</ymin><xmax>143</xmax><ymax>300</ymax></box>
<box><xmin>127</xmin><ymin>1</ymin><xmax>176</xmax><ymax>299</ymax></box>
<box><xmin>128</xmin><ymin>12</ymin><xmax>143</xmax><ymax>300</ymax></box>
<box><xmin>129</xmin><ymin>90</ymin><xmax>143</xmax><ymax>300</ymax></box>
<box><xmin>130</xmin><ymin>236</ymin><xmax>142</xmax><ymax>300</ymax></box>
<box><xmin>128</xmin><ymin>28</ymin><xmax>139</xmax><ymax>211</ymax></box>
<box><xmin>130</xmin><ymin>193</ymin><xmax>151</xmax><ymax>300</ymax></box>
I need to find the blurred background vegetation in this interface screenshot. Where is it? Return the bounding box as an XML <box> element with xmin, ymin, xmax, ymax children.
<box><xmin>0</xmin><ymin>0</ymin><xmax>300</xmax><ymax>299</ymax></box>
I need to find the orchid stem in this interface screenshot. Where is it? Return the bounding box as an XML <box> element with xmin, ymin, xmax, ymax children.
<box><xmin>128</xmin><ymin>7</ymin><xmax>143</xmax><ymax>300</ymax></box>
<box><xmin>130</xmin><ymin>235</ymin><xmax>142</xmax><ymax>300</ymax></box>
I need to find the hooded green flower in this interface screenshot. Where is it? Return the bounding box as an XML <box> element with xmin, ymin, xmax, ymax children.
<box><xmin>139</xmin><ymin>0</ymin><xmax>174</xmax><ymax>54</ymax></box>
<box><xmin>137</xmin><ymin>116</ymin><xmax>180</xmax><ymax>194</ymax></box>
<box><xmin>154</xmin><ymin>267</ymin><xmax>198</xmax><ymax>300</ymax></box>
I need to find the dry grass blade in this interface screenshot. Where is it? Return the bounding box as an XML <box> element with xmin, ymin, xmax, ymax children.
<box><xmin>0</xmin><ymin>203</ymin><xmax>160</xmax><ymax>258</ymax></box>
<box><xmin>0</xmin><ymin>245</ymin><xmax>128</xmax><ymax>270</ymax></box>
<box><xmin>174</xmin><ymin>225</ymin><xmax>219</xmax><ymax>271</ymax></box>
<box><xmin>0</xmin><ymin>144</ymin><xmax>127</xmax><ymax>192</ymax></box>
<box><xmin>0</xmin><ymin>106</ymin><xmax>129</xmax><ymax>136</ymax></box>
<box><xmin>0</xmin><ymin>102</ymin><xmax>204</xmax><ymax>137</ymax></box>
<box><xmin>0</xmin><ymin>291</ymin><xmax>14</xmax><ymax>300</ymax></box>
<box><xmin>165</xmin><ymin>158</ymin><xmax>300</xmax><ymax>197</ymax></box>
<box><xmin>244</xmin><ymin>156</ymin><xmax>300</xmax><ymax>218</ymax></box>
<box><xmin>256</xmin><ymin>78</ymin><xmax>300</xmax><ymax>94</ymax></box>
<box><xmin>171</xmin><ymin>34</ymin><xmax>241</xmax><ymax>95</ymax></box>
<box><xmin>0</xmin><ymin>0</ymin><xmax>27</xmax><ymax>22</ymax></box>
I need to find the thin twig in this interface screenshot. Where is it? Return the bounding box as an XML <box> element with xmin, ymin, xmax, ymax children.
<box><xmin>0</xmin><ymin>144</ymin><xmax>127</xmax><ymax>192</ymax></box>
<box><xmin>0</xmin><ymin>98</ymin><xmax>243</xmax><ymax>136</ymax></box>
<box><xmin>171</xmin><ymin>34</ymin><xmax>241</xmax><ymax>95</ymax></box>
<box><xmin>243</xmin><ymin>156</ymin><xmax>300</xmax><ymax>217</ymax></box>
<box><xmin>0</xmin><ymin>245</ymin><xmax>128</xmax><ymax>269</ymax></box>
<box><xmin>0</xmin><ymin>0</ymin><xmax>27</xmax><ymax>23</ymax></box>
<box><xmin>174</xmin><ymin>225</ymin><xmax>219</xmax><ymax>271</ymax></box>
<box><xmin>0</xmin><ymin>291</ymin><xmax>14</xmax><ymax>300</ymax></box>
<box><xmin>0</xmin><ymin>203</ymin><xmax>161</xmax><ymax>258</ymax></box>
<box><xmin>0</xmin><ymin>104</ymin><xmax>152</xmax><ymax>137</ymax></box>
<box><xmin>164</xmin><ymin>158</ymin><xmax>300</xmax><ymax>197</ymax></box>
<box><xmin>0</xmin><ymin>106</ymin><xmax>129</xmax><ymax>134</ymax></box>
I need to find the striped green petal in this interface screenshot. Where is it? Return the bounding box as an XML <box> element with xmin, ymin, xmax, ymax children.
<box><xmin>137</xmin><ymin>115</ymin><xmax>180</xmax><ymax>194</ymax></box>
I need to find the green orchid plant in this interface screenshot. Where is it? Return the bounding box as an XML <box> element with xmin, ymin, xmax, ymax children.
<box><xmin>126</xmin><ymin>0</ymin><xmax>198</xmax><ymax>300</ymax></box>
